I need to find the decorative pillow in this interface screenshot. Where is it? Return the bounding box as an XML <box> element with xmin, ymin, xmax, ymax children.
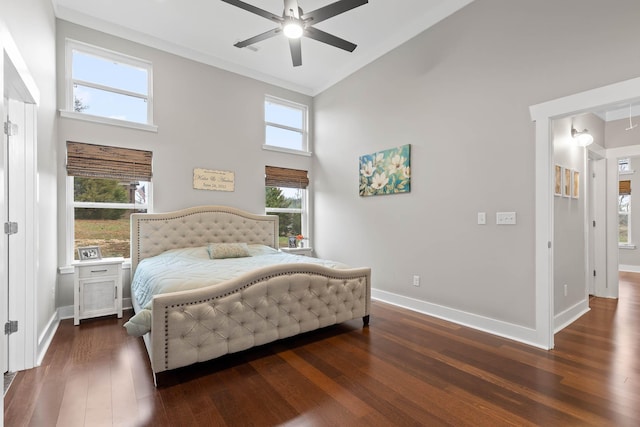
<box><xmin>207</xmin><ymin>242</ymin><xmax>251</xmax><ymax>259</ymax></box>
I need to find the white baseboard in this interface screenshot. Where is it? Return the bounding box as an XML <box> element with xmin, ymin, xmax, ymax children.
<box><xmin>57</xmin><ymin>305</ymin><xmax>74</xmax><ymax>320</ymax></box>
<box><xmin>619</xmin><ymin>264</ymin><xmax>640</xmax><ymax>273</ymax></box>
<box><xmin>554</xmin><ymin>300</ymin><xmax>590</xmax><ymax>333</ymax></box>
<box><xmin>371</xmin><ymin>289</ymin><xmax>547</xmax><ymax>349</ymax></box>
<box><xmin>37</xmin><ymin>311</ymin><xmax>60</xmax><ymax>366</ymax></box>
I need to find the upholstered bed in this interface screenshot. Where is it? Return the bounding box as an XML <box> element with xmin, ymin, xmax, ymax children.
<box><xmin>127</xmin><ymin>206</ymin><xmax>371</xmax><ymax>384</ymax></box>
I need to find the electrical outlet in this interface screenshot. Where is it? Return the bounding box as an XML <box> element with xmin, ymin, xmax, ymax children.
<box><xmin>564</xmin><ymin>284</ymin><xmax>568</xmax><ymax>297</ymax></box>
<box><xmin>413</xmin><ymin>275</ymin><xmax>420</xmax><ymax>287</ymax></box>
<box><xmin>496</xmin><ymin>212</ymin><xmax>517</xmax><ymax>225</ymax></box>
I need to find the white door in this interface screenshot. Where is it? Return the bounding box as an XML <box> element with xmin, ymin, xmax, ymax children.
<box><xmin>2</xmin><ymin>98</ymin><xmax>25</xmax><ymax>374</ymax></box>
<box><xmin>1</xmin><ymin>48</ymin><xmax>38</xmax><ymax>375</ymax></box>
<box><xmin>0</xmin><ymin>97</ymin><xmax>6</xmax><ymax>375</ymax></box>
<box><xmin>6</xmin><ymin>98</ymin><xmax>27</xmax><ymax>373</ymax></box>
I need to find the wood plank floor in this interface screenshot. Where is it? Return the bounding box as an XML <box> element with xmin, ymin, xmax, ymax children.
<box><xmin>5</xmin><ymin>275</ymin><xmax>640</xmax><ymax>426</ymax></box>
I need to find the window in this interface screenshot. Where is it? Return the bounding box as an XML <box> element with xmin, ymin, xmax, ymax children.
<box><xmin>619</xmin><ymin>179</ymin><xmax>631</xmax><ymax>244</ymax></box>
<box><xmin>66</xmin><ymin>142</ymin><xmax>153</xmax><ymax>261</ymax></box>
<box><xmin>619</xmin><ymin>158</ymin><xmax>632</xmax><ymax>174</ymax></box>
<box><xmin>265</xmin><ymin>166</ymin><xmax>309</xmax><ymax>247</ymax></box>
<box><xmin>64</xmin><ymin>39</ymin><xmax>155</xmax><ymax>130</ymax></box>
<box><xmin>264</xmin><ymin>96</ymin><xmax>308</xmax><ymax>154</ymax></box>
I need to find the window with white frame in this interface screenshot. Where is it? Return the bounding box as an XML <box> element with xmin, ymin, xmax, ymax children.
<box><xmin>67</xmin><ymin>142</ymin><xmax>152</xmax><ymax>261</ymax></box>
<box><xmin>619</xmin><ymin>158</ymin><xmax>632</xmax><ymax>174</ymax></box>
<box><xmin>264</xmin><ymin>96</ymin><xmax>308</xmax><ymax>153</ymax></box>
<box><xmin>64</xmin><ymin>39</ymin><xmax>154</xmax><ymax>129</ymax></box>
<box><xmin>265</xmin><ymin>166</ymin><xmax>309</xmax><ymax>248</ymax></box>
<box><xmin>619</xmin><ymin>179</ymin><xmax>631</xmax><ymax>244</ymax></box>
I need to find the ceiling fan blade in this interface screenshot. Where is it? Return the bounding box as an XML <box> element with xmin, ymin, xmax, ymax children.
<box><xmin>221</xmin><ymin>0</ymin><xmax>283</xmax><ymax>24</ymax></box>
<box><xmin>283</xmin><ymin>0</ymin><xmax>300</xmax><ymax>19</ymax></box>
<box><xmin>289</xmin><ymin>38</ymin><xmax>302</xmax><ymax>67</ymax></box>
<box><xmin>304</xmin><ymin>27</ymin><xmax>357</xmax><ymax>52</ymax></box>
<box><xmin>301</xmin><ymin>0</ymin><xmax>368</xmax><ymax>25</ymax></box>
<box><xmin>234</xmin><ymin>27</ymin><xmax>281</xmax><ymax>48</ymax></box>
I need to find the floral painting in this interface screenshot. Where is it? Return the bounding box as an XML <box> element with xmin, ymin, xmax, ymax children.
<box><xmin>359</xmin><ymin>144</ymin><xmax>411</xmax><ymax>196</ymax></box>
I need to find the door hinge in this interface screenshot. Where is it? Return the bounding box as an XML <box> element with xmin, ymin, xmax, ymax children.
<box><xmin>594</xmin><ymin>270</ymin><xmax>597</xmax><ymax>277</ymax></box>
<box><xmin>593</xmin><ymin>220</ymin><xmax>596</xmax><ymax>227</ymax></box>
<box><xmin>4</xmin><ymin>320</ymin><xmax>18</xmax><ymax>335</ymax></box>
<box><xmin>548</xmin><ymin>241</ymin><xmax>552</xmax><ymax>249</ymax></box>
<box><xmin>4</xmin><ymin>222</ymin><xmax>18</xmax><ymax>235</ymax></box>
<box><xmin>3</xmin><ymin>121</ymin><xmax>18</xmax><ymax>136</ymax></box>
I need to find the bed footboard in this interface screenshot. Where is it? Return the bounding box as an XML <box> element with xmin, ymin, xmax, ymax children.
<box><xmin>148</xmin><ymin>263</ymin><xmax>371</xmax><ymax>375</ymax></box>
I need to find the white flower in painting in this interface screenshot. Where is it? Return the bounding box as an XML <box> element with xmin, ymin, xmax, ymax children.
<box><xmin>360</xmin><ymin>161</ymin><xmax>375</xmax><ymax>177</ymax></box>
<box><xmin>387</xmin><ymin>154</ymin><xmax>406</xmax><ymax>175</ymax></box>
<box><xmin>402</xmin><ymin>166</ymin><xmax>411</xmax><ymax>179</ymax></box>
<box><xmin>371</xmin><ymin>172</ymin><xmax>388</xmax><ymax>190</ymax></box>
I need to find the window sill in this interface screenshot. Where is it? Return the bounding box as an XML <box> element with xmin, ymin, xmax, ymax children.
<box><xmin>619</xmin><ymin>244</ymin><xmax>636</xmax><ymax>250</ymax></box>
<box><xmin>59</xmin><ymin>259</ymin><xmax>132</xmax><ymax>275</ymax></box>
<box><xmin>262</xmin><ymin>145</ymin><xmax>312</xmax><ymax>157</ymax></box>
<box><xmin>60</xmin><ymin>110</ymin><xmax>158</xmax><ymax>133</ymax></box>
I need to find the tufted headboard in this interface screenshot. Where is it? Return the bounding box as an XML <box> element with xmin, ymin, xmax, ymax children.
<box><xmin>130</xmin><ymin>206</ymin><xmax>279</xmax><ymax>275</ymax></box>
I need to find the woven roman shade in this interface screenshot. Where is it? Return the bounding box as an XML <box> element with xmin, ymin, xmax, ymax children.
<box><xmin>620</xmin><ymin>180</ymin><xmax>631</xmax><ymax>195</ymax></box>
<box><xmin>265</xmin><ymin>166</ymin><xmax>308</xmax><ymax>189</ymax></box>
<box><xmin>66</xmin><ymin>141</ymin><xmax>152</xmax><ymax>181</ymax></box>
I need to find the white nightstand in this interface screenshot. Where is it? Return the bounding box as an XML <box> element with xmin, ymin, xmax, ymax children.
<box><xmin>73</xmin><ymin>257</ymin><xmax>124</xmax><ymax>325</ymax></box>
<box><xmin>281</xmin><ymin>247</ymin><xmax>314</xmax><ymax>257</ymax></box>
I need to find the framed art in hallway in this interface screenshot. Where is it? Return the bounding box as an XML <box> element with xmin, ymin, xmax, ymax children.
<box><xmin>572</xmin><ymin>170</ymin><xmax>579</xmax><ymax>199</ymax></box>
<box><xmin>563</xmin><ymin>167</ymin><xmax>571</xmax><ymax>198</ymax></box>
<box><xmin>359</xmin><ymin>144</ymin><xmax>411</xmax><ymax>197</ymax></box>
<box><xmin>554</xmin><ymin>165</ymin><xmax>562</xmax><ymax>196</ymax></box>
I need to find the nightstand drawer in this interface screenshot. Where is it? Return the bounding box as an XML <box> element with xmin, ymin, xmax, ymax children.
<box><xmin>77</xmin><ymin>263</ymin><xmax>120</xmax><ymax>278</ymax></box>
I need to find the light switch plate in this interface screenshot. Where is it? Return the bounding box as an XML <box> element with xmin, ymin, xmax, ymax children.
<box><xmin>477</xmin><ymin>212</ymin><xmax>486</xmax><ymax>225</ymax></box>
<box><xmin>496</xmin><ymin>212</ymin><xmax>516</xmax><ymax>225</ymax></box>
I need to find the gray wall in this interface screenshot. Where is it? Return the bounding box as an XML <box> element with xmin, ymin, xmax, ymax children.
<box><xmin>552</xmin><ymin>114</ymin><xmax>603</xmax><ymax>316</ymax></box>
<box><xmin>0</xmin><ymin>0</ymin><xmax>58</xmax><ymax>343</ymax></box>
<box><xmin>605</xmin><ymin>117</ymin><xmax>640</xmax><ymax>149</ymax></box>
<box><xmin>55</xmin><ymin>21</ymin><xmax>313</xmax><ymax>307</ymax></box>
<box><xmin>312</xmin><ymin>0</ymin><xmax>640</xmax><ymax>333</ymax></box>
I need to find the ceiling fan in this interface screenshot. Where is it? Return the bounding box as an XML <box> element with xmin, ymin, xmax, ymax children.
<box><xmin>221</xmin><ymin>0</ymin><xmax>368</xmax><ymax>67</ymax></box>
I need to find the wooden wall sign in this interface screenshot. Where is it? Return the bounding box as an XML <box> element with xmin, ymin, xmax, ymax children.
<box><xmin>193</xmin><ymin>168</ymin><xmax>235</xmax><ymax>192</ymax></box>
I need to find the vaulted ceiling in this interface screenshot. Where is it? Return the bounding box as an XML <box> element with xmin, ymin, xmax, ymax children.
<box><xmin>52</xmin><ymin>0</ymin><xmax>475</xmax><ymax>95</ymax></box>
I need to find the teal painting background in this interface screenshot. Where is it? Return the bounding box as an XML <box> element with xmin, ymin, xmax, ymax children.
<box><xmin>359</xmin><ymin>144</ymin><xmax>411</xmax><ymax>197</ymax></box>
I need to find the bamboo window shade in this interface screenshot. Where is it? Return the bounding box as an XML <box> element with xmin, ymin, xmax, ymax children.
<box><xmin>66</xmin><ymin>141</ymin><xmax>152</xmax><ymax>181</ymax></box>
<box><xmin>265</xmin><ymin>166</ymin><xmax>308</xmax><ymax>189</ymax></box>
<box><xmin>620</xmin><ymin>180</ymin><xmax>631</xmax><ymax>195</ymax></box>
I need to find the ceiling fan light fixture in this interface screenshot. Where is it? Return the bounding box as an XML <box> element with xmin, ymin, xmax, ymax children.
<box><xmin>283</xmin><ymin>19</ymin><xmax>303</xmax><ymax>39</ymax></box>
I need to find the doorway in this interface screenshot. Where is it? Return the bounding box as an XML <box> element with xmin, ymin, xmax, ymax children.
<box><xmin>1</xmin><ymin>29</ymin><xmax>39</xmax><ymax>379</ymax></box>
<box><xmin>530</xmin><ymin>76</ymin><xmax>640</xmax><ymax>350</ymax></box>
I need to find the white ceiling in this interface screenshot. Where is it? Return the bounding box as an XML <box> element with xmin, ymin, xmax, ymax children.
<box><xmin>52</xmin><ymin>0</ymin><xmax>475</xmax><ymax>96</ymax></box>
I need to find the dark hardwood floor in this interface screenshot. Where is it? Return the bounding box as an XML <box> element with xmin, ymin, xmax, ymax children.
<box><xmin>5</xmin><ymin>275</ymin><xmax>640</xmax><ymax>426</ymax></box>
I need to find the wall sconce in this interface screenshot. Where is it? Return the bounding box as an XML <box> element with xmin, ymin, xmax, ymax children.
<box><xmin>571</xmin><ymin>127</ymin><xmax>594</xmax><ymax>147</ymax></box>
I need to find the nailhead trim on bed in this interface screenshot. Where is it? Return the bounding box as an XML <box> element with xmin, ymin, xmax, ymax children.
<box><xmin>131</xmin><ymin>206</ymin><xmax>371</xmax><ymax>377</ymax></box>
<box><xmin>160</xmin><ymin>271</ymin><xmax>368</xmax><ymax>370</ymax></box>
<box><xmin>131</xmin><ymin>206</ymin><xmax>279</xmax><ymax>275</ymax></box>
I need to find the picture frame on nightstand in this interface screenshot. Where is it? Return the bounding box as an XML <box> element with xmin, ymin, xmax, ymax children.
<box><xmin>78</xmin><ymin>245</ymin><xmax>102</xmax><ymax>261</ymax></box>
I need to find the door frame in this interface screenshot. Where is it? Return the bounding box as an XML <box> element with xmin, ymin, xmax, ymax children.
<box><xmin>530</xmin><ymin>76</ymin><xmax>640</xmax><ymax>349</ymax></box>
<box><xmin>1</xmin><ymin>20</ymin><xmax>40</xmax><ymax>375</ymax></box>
